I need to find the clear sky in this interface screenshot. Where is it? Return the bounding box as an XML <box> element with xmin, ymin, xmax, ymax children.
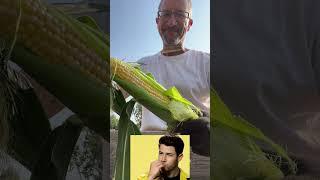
<box><xmin>110</xmin><ymin>0</ymin><xmax>210</xmax><ymax>61</ymax></box>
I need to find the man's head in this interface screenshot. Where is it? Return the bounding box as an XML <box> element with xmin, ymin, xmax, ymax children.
<box><xmin>158</xmin><ymin>135</ymin><xmax>184</xmax><ymax>172</ymax></box>
<box><xmin>156</xmin><ymin>0</ymin><xmax>193</xmax><ymax>47</ymax></box>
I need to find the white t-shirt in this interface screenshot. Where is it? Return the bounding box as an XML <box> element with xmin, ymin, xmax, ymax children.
<box><xmin>137</xmin><ymin>49</ymin><xmax>210</xmax><ymax>131</ymax></box>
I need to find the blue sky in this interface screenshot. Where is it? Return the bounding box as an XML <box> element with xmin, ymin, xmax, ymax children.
<box><xmin>110</xmin><ymin>0</ymin><xmax>210</xmax><ymax>61</ymax></box>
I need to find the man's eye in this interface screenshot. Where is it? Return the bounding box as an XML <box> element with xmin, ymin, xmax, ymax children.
<box><xmin>175</xmin><ymin>12</ymin><xmax>185</xmax><ymax>18</ymax></box>
<box><xmin>162</xmin><ymin>12</ymin><xmax>171</xmax><ymax>17</ymax></box>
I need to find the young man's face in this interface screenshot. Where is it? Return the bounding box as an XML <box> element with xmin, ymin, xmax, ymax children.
<box><xmin>156</xmin><ymin>0</ymin><xmax>193</xmax><ymax>46</ymax></box>
<box><xmin>158</xmin><ymin>144</ymin><xmax>183</xmax><ymax>172</ymax></box>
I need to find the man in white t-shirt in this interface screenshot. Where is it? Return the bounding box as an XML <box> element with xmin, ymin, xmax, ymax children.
<box><xmin>137</xmin><ymin>0</ymin><xmax>210</xmax><ymax>156</ymax></box>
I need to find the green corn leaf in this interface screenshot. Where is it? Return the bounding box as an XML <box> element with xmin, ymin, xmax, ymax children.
<box><xmin>213</xmin><ymin>122</ymin><xmax>284</xmax><ymax>180</ymax></box>
<box><xmin>76</xmin><ymin>15</ymin><xmax>103</xmax><ymax>33</ymax></box>
<box><xmin>76</xmin><ymin>15</ymin><xmax>110</xmax><ymax>47</ymax></box>
<box><xmin>164</xmin><ymin>87</ymin><xmax>193</xmax><ymax>106</ymax></box>
<box><xmin>113</xmin><ymin>100</ymin><xmax>141</xmax><ymax>180</ymax></box>
<box><xmin>111</xmin><ymin>87</ymin><xmax>127</xmax><ymax>115</ymax></box>
<box><xmin>211</xmin><ymin>88</ymin><xmax>297</xmax><ymax>177</ymax></box>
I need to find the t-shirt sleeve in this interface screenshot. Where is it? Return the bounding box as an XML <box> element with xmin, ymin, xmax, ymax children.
<box><xmin>137</xmin><ymin>57</ymin><xmax>149</xmax><ymax>73</ymax></box>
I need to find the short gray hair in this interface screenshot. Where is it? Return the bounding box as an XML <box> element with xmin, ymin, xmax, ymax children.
<box><xmin>158</xmin><ymin>0</ymin><xmax>192</xmax><ymax>18</ymax></box>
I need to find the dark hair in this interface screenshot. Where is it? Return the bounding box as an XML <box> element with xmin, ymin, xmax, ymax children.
<box><xmin>159</xmin><ymin>135</ymin><xmax>184</xmax><ymax>155</ymax></box>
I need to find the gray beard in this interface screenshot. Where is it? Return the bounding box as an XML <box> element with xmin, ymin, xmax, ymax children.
<box><xmin>162</xmin><ymin>35</ymin><xmax>181</xmax><ymax>45</ymax></box>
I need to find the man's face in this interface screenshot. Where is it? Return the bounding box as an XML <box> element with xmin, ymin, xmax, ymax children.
<box><xmin>158</xmin><ymin>144</ymin><xmax>183</xmax><ymax>172</ymax></box>
<box><xmin>156</xmin><ymin>0</ymin><xmax>193</xmax><ymax>46</ymax></box>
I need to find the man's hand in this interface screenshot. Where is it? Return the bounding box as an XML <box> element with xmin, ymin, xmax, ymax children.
<box><xmin>148</xmin><ymin>160</ymin><xmax>164</xmax><ymax>180</ymax></box>
<box><xmin>174</xmin><ymin>116</ymin><xmax>210</xmax><ymax>156</ymax></box>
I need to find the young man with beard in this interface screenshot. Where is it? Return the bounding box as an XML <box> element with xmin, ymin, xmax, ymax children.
<box><xmin>137</xmin><ymin>0</ymin><xmax>210</xmax><ymax>157</ymax></box>
<box><xmin>138</xmin><ymin>135</ymin><xmax>189</xmax><ymax>180</ymax></box>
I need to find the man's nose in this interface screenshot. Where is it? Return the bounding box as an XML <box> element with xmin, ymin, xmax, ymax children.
<box><xmin>166</xmin><ymin>15</ymin><xmax>178</xmax><ymax>26</ymax></box>
<box><xmin>160</xmin><ymin>155</ymin><xmax>167</xmax><ymax>162</ymax></box>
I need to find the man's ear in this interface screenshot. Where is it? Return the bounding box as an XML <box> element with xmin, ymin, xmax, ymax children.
<box><xmin>178</xmin><ymin>153</ymin><xmax>183</xmax><ymax>162</ymax></box>
<box><xmin>156</xmin><ymin>17</ymin><xmax>160</xmax><ymax>24</ymax></box>
<box><xmin>186</xmin><ymin>19</ymin><xmax>193</xmax><ymax>31</ymax></box>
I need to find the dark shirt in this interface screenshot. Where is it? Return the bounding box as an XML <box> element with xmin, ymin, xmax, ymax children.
<box><xmin>162</xmin><ymin>169</ymin><xmax>190</xmax><ymax>180</ymax></box>
<box><xmin>163</xmin><ymin>172</ymin><xmax>179</xmax><ymax>180</ymax></box>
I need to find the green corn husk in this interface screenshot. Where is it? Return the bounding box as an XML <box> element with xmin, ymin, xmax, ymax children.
<box><xmin>212</xmin><ymin>88</ymin><xmax>297</xmax><ymax>179</ymax></box>
<box><xmin>111</xmin><ymin>58</ymin><xmax>202</xmax><ymax>124</ymax></box>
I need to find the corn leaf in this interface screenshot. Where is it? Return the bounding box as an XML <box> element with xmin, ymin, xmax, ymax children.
<box><xmin>111</xmin><ymin>87</ymin><xmax>126</xmax><ymax>115</ymax></box>
<box><xmin>211</xmin><ymin>88</ymin><xmax>297</xmax><ymax>178</ymax></box>
<box><xmin>213</xmin><ymin>122</ymin><xmax>284</xmax><ymax>179</ymax></box>
<box><xmin>76</xmin><ymin>16</ymin><xmax>103</xmax><ymax>33</ymax></box>
<box><xmin>164</xmin><ymin>87</ymin><xmax>193</xmax><ymax>106</ymax></box>
<box><xmin>113</xmin><ymin>100</ymin><xmax>141</xmax><ymax>180</ymax></box>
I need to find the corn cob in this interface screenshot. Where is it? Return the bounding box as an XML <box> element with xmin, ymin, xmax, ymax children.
<box><xmin>111</xmin><ymin>57</ymin><xmax>201</xmax><ymax>123</ymax></box>
<box><xmin>0</xmin><ymin>0</ymin><xmax>108</xmax><ymax>86</ymax></box>
<box><xmin>111</xmin><ymin>58</ymin><xmax>169</xmax><ymax>106</ymax></box>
